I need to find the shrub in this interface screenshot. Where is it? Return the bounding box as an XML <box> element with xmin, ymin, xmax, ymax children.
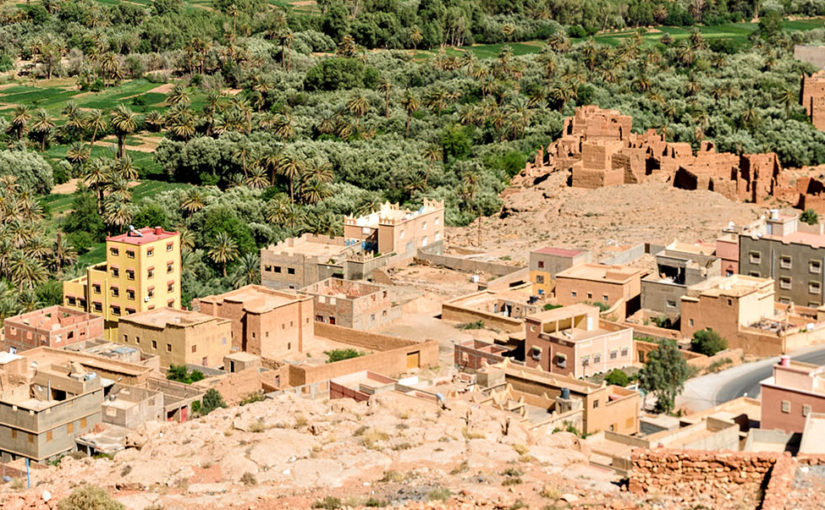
<box><xmin>427</xmin><ymin>487</ymin><xmax>451</xmax><ymax>502</ymax></box>
<box><xmin>166</xmin><ymin>364</ymin><xmax>205</xmax><ymax>384</ymax></box>
<box><xmin>312</xmin><ymin>496</ymin><xmax>342</xmax><ymax>509</ymax></box>
<box><xmin>240</xmin><ymin>472</ymin><xmax>257</xmax><ymax>485</ymax></box>
<box><xmin>604</xmin><ymin>369</ymin><xmax>629</xmax><ymax>387</ymax></box>
<box><xmin>325</xmin><ymin>348</ymin><xmax>363</xmax><ymax>363</ymax></box>
<box><xmin>57</xmin><ymin>486</ymin><xmax>125</xmax><ymax>510</ymax></box>
<box><xmin>543</xmin><ymin>303</ymin><xmax>562</xmax><ymax>311</ymax></box>
<box><xmin>801</xmin><ymin>209</ymin><xmax>819</xmax><ymax>226</ymax></box>
<box><xmin>239</xmin><ymin>392</ymin><xmax>266</xmax><ymax>406</ymax></box>
<box><xmin>456</xmin><ymin>320</ymin><xmax>484</xmax><ymax>330</ymax></box>
<box><xmin>691</xmin><ymin>329</ymin><xmax>728</xmax><ymax>356</ymax></box>
<box><xmin>200</xmin><ymin>389</ymin><xmax>226</xmax><ymax>415</ymax></box>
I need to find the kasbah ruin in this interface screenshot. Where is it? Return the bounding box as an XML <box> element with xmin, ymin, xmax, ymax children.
<box><xmin>517</xmin><ymin>101</ymin><xmax>825</xmax><ymax>213</ymax></box>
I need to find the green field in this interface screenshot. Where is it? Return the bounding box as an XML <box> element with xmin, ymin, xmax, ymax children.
<box><xmin>454</xmin><ymin>18</ymin><xmax>825</xmax><ymax>58</ymax></box>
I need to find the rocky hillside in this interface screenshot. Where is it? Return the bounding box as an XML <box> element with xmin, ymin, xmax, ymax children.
<box><xmin>0</xmin><ymin>391</ymin><xmax>644</xmax><ymax>509</ymax></box>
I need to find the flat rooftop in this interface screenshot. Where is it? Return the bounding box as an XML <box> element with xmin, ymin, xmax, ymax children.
<box><xmin>5</xmin><ymin>306</ymin><xmax>98</xmax><ymax>330</ymax></box>
<box><xmin>303</xmin><ymin>278</ymin><xmax>383</xmax><ymax>299</ymax></box>
<box><xmin>556</xmin><ymin>263</ymin><xmax>641</xmax><ymax>283</ymax></box>
<box><xmin>107</xmin><ymin>227</ymin><xmax>177</xmax><ymax>246</ymax></box>
<box><xmin>801</xmin><ymin>413</ymin><xmax>825</xmax><ymax>454</ymax></box>
<box><xmin>264</xmin><ymin>235</ymin><xmax>350</xmax><ymax>259</ymax></box>
<box><xmin>546</xmin><ymin>326</ymin><xmax>616</xmax><ymax>343</ymax></box>
<box><xmin>665</xmin><ymin>240</ymin><xmax>716</xmax><ymax>256</ymax></box>
<box><xmin>687</xmin><ymin>274</ymin><xmax>773</xmax><ymax>298</ymax></box>
<box><xmin>526</xmin><ymin>303</ymin><xmax>595</xmax><ymax>323</ymax></box>
<box><xmin>764</xmin><ymin>230</ymin><xmax>825</xmax><ymax>249</ymax></box>
<box><xmin>448</xmin><ymin>288</ymin><xmax>533</xmax><ymax>309</ymax></box>
<box><xmin>199</xmin><ymin>285</ymin><xmax>308</xmax><ymax>314</ymax></box>
<box><xmin>533</xmin><ymin>247</ymin><xmax>588</xmax><ymax>257</ymax></box>
<box><xmin>348</xmin><ymin>200</ymin><xmax>442</xmax><ymax>228</ymax></box>
<box><xmin>119</xmin><ymin>307</ymin><xmax>220</xmax><ymax>329</ymax></box>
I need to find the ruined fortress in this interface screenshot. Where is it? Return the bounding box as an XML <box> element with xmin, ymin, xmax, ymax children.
<box><xmin>518</xmin><ymin>105</ymin><xmax>825</xmax><ymax>213</ymax></box>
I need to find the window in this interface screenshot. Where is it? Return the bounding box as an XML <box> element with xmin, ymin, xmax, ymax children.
<box><xmin>587</xmin><ymin>292</ymin><xmax>593</xmax><ymax>299</ymax></box>
<box><xmin>620</xmin><ymin>347</ymin><xmax>629</xmax><ymax>357</ymax></box>
<box><xmin>167</xmin><ymin>242</ymin><xmax>173</xmax><ymax>252</ymax></box>
<box><xmin>47</xmin><ymin>430</ymin><xmax>52</xmax><ymax>442</ymax></box>
<box><xmin>147</xmin><ymin>268</ymin><xmax>154</xmax><ymax>278</ymax></box>
<box><xmin>780</xmin><ymin>256</ymin><xmax>792</xmax><ymax>269</ymax></box>
<box><xmin>93</xmin><ymin>302</ymin><xmax>102</xmax><ymax>312</ymax></box>
<box><xmin>689</xmin><ymin>318</ymin><xmax>694</xmax><ymax>326</ymax></box>
<box><xmin>81</xmin><ymin>418</ymin><xmax>86</xmax><ymax>428</ymax></box>
<box><xmin>422</xmin><ymin>221</ymin><xmax>427</xmax><ymax>231</ymax></box>
<box><xmin>147</xmin><ymin>248</ymin><xmax>154</xmax><ymax>257</ymax></box>
<box><xmin>111</xmin><ymin>268</ymin><xmax>119</xmax><ymax>277</ymax></box>
<box><xmin>126</xmin><ymin>269</ymin><xmax>135</xmax><ymax>280</ymax></box>
<box><xmin>555</xmin><ymin>354</ymin><xmax>566</xmax><ymax>368</ymax></box>
<box><xmin>168</xmin><ymin>282</ymin><xmax>174</xmax><ymax>292</ymax></box>
<box><xmin>287</xmin><ymin>268</ymin><xmax>295</xmax><ymax>275</ymax></box>
<box><xmin>538</xmin><ymin>261</ymin><xmax>545</xmax><ymax>269</ymax></box>
<box><xmin>93</xmin><ymin>284</ymin><xmax>101</xmax><ymax>294</ymax></box>
<box><xmin>749</xmin><ymin>251</ymin><xmax>761</xmax><ymax>264</ymax></box>
<box><xmin>803</xmin><ymin>404</ymin><xmax>812</xmax><ymax>417</ymax></box>
<box><xmin>167</xmin><ymin>262</ymin><xmax>174</xmax><ymax>273</ymax></box>
<box><xmin>111</xmin><ymin>305</ymin><xmax>121</xmax><ymax>316</ymax></box>
<box><xmin>28</xmin><ymin>433</ymin><xmax>33</xmax><ymax>444</ymax></box>
<box><xmin>265</xmin><ymin>265</ymin><xmax>272</xmax><ymax>272</ymax></box>
<box><xmin>531</xmin><ymin>347</ymin><xmax>542</xmax><ymax>361</ymax></box>
<box><xmin>666</xmin><ymin>300</ymin><xmax>676</xmax><ymax>308</ymax></box>
<box><xmin>126</xmin><ymin>250</ymin><xmax>135</xmax><ymax>259</ymax></box>
<box><xmin>810</xmin><ymin>281</ymin><xmax>821</xmax><ymax>295</ymax></box>
<box><xmin>400</xmin><ymin>230</ymin><xmax>405</xmax><ymax>239</ymax></box>
<box><xmin>148</xmin><ymin>288</ymin><xmax>155</xmax><ymax>298</ymax></box>
<box><xmin>10</xmin><ymin>430</ymin><xmax>16</xmax><ymax>439</ymax></box>
<box><xmin>167</xmin><ymin>299</ymin><xmax>175</xmax><ymax>307</ymax></box>
<box><xmin>780</xmin><ymin>297</ymin><xmax>791</xmax><ymax>304</ymax></box>
<box><xmin>135</xmin><ymin>336</ymin><xmax>140</xmax><ymax>344</ymax></box>
<box><xmin>166</xmin><ymin>344</ymin><xmax>172</xmax><ymax>352</ymax></box>
<box><xmin>749</xmin><ymin>271</ymin><xmax>760</xmax><ymax>278</ymax></box>
<box><xmin>127</xmin><ymin>290</ymin><xmax>135</xmax><ymax>300</ymax></box>
<box><xmin>536</xmin><ymin>275</ymin><xmax>545</xmax><ymax>284</ymax></box>
<box><xmin>67</xmin><ymin>423</ymin><xmax>73</xmax><ymax>434</ymax></box>
<box><xmin>780</xmin><ymin>277</ymin><xmax>792</xmax><ymax>290</ymax></box>
<box><xmin>593</xmin><ymin>400</ymin><xmax>599</xmax><ymax>409</ymax></box>
<box><xmin>274</xmin><ymin>266</ymin><xmax>282</xmax><ymax>273</ymax></box>
<box><xmin>811</xmin><ymin>260</ymin><xmax>822</xmax><ymax>274</ymax></box>
<box><xmin>582</xmin><ymin>355</ymin><xmax>590</xmax><ymax>367</ymax></box>
<box><xmin>67</xmin><ymin>296</ymin><xmax>76</xmax><ymax>306</ymax></box>
<box><xmin>593</xmin><ymin>354</ymin><xmax>601</xmax><ymax>363</ymax></box>
<box><xmin>603</xmin><ymin>295</ymin><xmax>609</xmax><ymax>303</ymax></box>
<box><xmin>192</xmin><ymin>345</ymin><xmax>197</xmax><ymax>353</ymax></box>
<box><xmin>110</xmin><ymin>248</ymin><xmax>119</xmax><ymax>256</ymax></box>
<box><xmin>287</xmin><ymin>342</ymin><xmax>292</xmax><ymax>350</ymax></box>
<box><xmin>610</xmin><ymin>350</ymin><xmax>617</xmax><ymax>360</ymax></box>
<box><xmin>572</xmin><ymin>291</ymin><xmax>577</xmax><ymax>298</ymax></box>
<box><xmin>125</xmin><ymin>308</ymin><xmax>135</xmax><ymax>315</ymax></box>
<box><xmin>152</xmin><ymin>340</ymin><xmax>157</xmax><ymax>349</ymax></box>
<box><xmin>781</xmin><ymin>400</ymin><xmax>791</xmax><ymax>413</ymax></box>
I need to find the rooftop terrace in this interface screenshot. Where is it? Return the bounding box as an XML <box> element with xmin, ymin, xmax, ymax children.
<box><xmin>120</xmin><ymin>307</ymin><xmax>220</xmax><ymax>329</ymax></box>
<box><xmin>107</xmin><ymin>227</ymin><xmax>177</xmax><ymax>246</ymax></box>
<box><xmin>198</xmin><ymin>285</ymin><xmax>309</xmax><ymax>314</ymax></box>
<box><xmin>556</xmin><ymin>263</ymin><xmax>642</xmax><ymax>283</ymax></box>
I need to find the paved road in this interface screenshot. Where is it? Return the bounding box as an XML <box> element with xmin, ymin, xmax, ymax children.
<box><xmin>678</xmin><ymin>343</ymin><xmax>825</xmax><ymax>413</ymax></box>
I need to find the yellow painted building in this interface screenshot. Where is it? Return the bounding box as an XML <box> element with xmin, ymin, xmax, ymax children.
<box><xmin>118</xmin><ymin>308</ymin><xmax>231</xmax><ymax>369</ymax></box>
<box><xmin>63</xmin><ymin>227</ymin><xmax>181</xmax><ymax>340</ymax></box>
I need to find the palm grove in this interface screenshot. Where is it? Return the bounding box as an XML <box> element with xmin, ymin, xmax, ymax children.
<box><xmin>1</xmin><ymin>0</ymin><xmax>825</xmax><ymax>317</ymax></box>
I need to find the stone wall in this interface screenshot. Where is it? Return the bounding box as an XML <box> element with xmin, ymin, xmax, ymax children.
<box><xmin>629</xmin><ymin>449</ymin><xmax>795</xmax><ymax>509</ymax></box>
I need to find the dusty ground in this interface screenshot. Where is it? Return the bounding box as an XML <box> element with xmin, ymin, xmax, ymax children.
<box><xmin>1</xmin><ymin>391</ymin><xmax>643</xmax><ymax>510</ymax></box>
<box><xmin>447</xmin><ymin>172</ymin><xmax>762</xmax><ymax>265</ymax></box>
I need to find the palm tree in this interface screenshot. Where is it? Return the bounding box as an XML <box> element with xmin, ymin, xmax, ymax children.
<box><xmin>422</xmin><ymin>145</ymin><xmax>442</xmax><ymax>186</ymax></box>
<box><xmin>259</xmin><ymin>147</ymin><xmax>281</xmax><ymax>186</ymax></box>
<box><xmin>179</xmin><ymin>227</ymin><xmax>196</xmax><ymax>252</ymax></box>
<box><xmin>379</xmin><ymin>79</ymin><xmax>392</xmax><ymax>118</ymax></box>
<box><xmin>30</xmin><ymin>109</ymin><xmax>55</xmax><ymax>151</ymax></box>
<box><xmin>53</xmin><ymin>232</ymin><xmax>77</xmax><ymax>273</ymax></box>
<box><xmin>103</xmin><ymin>198</ymin><xmax>133</xmax><ymax>231</ymax></box>
<box><xmin>10</xmin><ymin>106</ymin><xmax>30</xmax><ymax>141</ymax></box>
<box><xmin>84</xmin><ymin>158</ymin><xmax>110</xmax><ymax>213</ymax></box>
<box><xmin>346</xmin><ymin>94</ymin><xmax>370</xmax><ymax>120</ymax></box>
<box><xmin>299</xmin><ymin>178</ymin><xmax>328</xmax><ymax>205</ymax></box>
<box><xmin>424</xmin><ymin>87</ymin><xmax>448</xmax><ymax>117</ymax></box>
<box><xmin>778</xmin><ymin>87</ymin><xmax>797</xmax><ymax>119</ymax></box>
<box><xmin>165</xmin><ymin>83</ymin><xmax>191</xmax><ymax>107</ymax></box>
<box><xmin>7</xmin><ymin>251</ymin><xmax>47</xmax><ymax>290</ymax></box>
<box><xmin>409</xmin><ymin>26</ymin><xmax>423</xmax><ymax>50</ymax></box>
<box><xmin>66</xmin><ymin>142</ymin><xmax>89</xmax><ymax>168</ymax></box>
<box><xmin>113</xmin><ymin>155</ymin><xmax>139</xmax><ymax>181</ymax></box>
<box><xmin>401</xmin><ymin>91</ymin><xmax>419</xmax><ymax>138</ymax></box>
<box><xmin>110</xmin><ymin>104</ymin><xmax>139</xmax><ymax>159</ymax></box>
<box><xmin>207</xmin><ymin>231</ymin><xmax>239</xmax><ymax>277</ymax></box>
<box><xmin>85</xmin><ymin>109</ymin><xmax>107</xmax><ymax>155</ymax></box>
<box><xmin>245</xmin><ymin>166</ymin><xmax>268</xmax><ymax>189</ymax></box>
<box><xmin>277</xmin><ymin>153</ymin><xmax>305</xmax><ymax>208</ymax></box>
<box><xmin>63</xmin><ymin>101</ymin><xmax>85</xmax><ymax>143</ymax></box>
<box><xmin>232</xmin><ymin>252</ymin><xmax>260</xmax><ymax>287</ymax></box>
<box><xmin>181</xmin><ymin>187</ymin><xmax>207</xmax><ymax>215</ymax></box>
<box><xmin>303</xmin><ymin>158</ymin><xmax>333</xmax><ymax>184</ymax></box>
<box><xmin>461</xmin><ymin>170</ymin><xmax>482</xmax><ymax>247</ymax></box>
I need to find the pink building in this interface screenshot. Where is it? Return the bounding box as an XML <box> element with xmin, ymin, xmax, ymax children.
<box><xmin>524</xmin><ymin>304</ymin><xmax>633</xmax><ymax>379</ymax></box>
<box><xmin>761</xmin><ymin>356</ymin><xmax>825</xmax><ymax>434</ymax></box>
<box><xmin>193</xmin><ymin>285</ymin><xmax>314</xmax><ymax>359</ymax></box>
<box><xmin>715</xmin><ymin>232</ymin><xmax>739</xmax><ymax>276</ymax></box>
<box><xmin>3</xmin><ymin>306</ymin><xmax>104</xmax><ymax>353</ymax></box>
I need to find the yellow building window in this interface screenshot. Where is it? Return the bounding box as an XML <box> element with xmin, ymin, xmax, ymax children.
<box><xmin>81</xmin><ymin>418</ymin><xmax>87</xmax><ymax>428</ymax></box>
<box><xmin>67</xmin><ymin>423</ymin><xmax>73</xmax><ymax>434</ymax></box>
<box><xmin>47</xmin><ymin>431</ymin><xmax>52</xmax><ymax>442</ymax></box>
<box><xmin>147</xmin><ymin>249</ymin><xmax>154</xmax><ymax>257</ymax></box>
<box><xmin>126</xmin><ymin>250</ymin><xmax>135</xmax><ymax>259</ymax></box>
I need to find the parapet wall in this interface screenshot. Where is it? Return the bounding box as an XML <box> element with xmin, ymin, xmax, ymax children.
<box><xmin>629</xmin><ymin>449</ymin><xmax>796</xmax><ymax>510</ymax></box>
